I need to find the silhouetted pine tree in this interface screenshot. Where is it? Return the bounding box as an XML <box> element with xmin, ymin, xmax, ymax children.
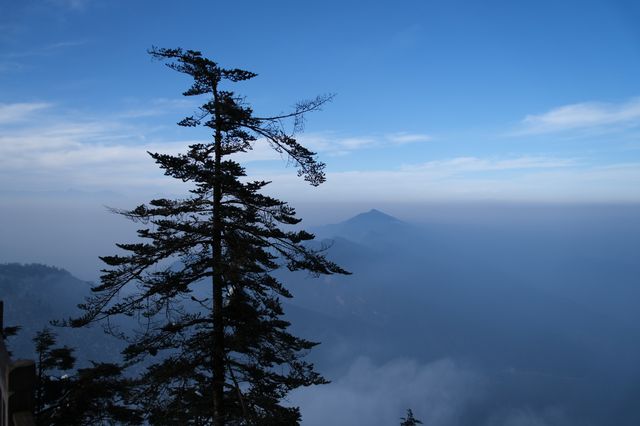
<box><xmin>400</xmin><ymin>409</ymin><xmax>423</xmax><ymax>426</ymax></box>
<box><xmin>72</xmin><ymin>47</ymin><xmax>347</xmax><ymax>425</ymax></box>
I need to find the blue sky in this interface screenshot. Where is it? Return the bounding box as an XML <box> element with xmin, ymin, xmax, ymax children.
<box><xmin>1</xmin><ymin>0</ymin><xmax>640</xmax><ymax>204</ymax></box>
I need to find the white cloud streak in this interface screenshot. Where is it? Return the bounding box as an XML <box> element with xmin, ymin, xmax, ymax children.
<box><xmin>0</xmin><ymin>114</ymin><xmax>191</xmax><ymax>193</ymax></box>
<box><xmin>518</xmin><ymin>98</ymin><xmax>640</xmax><ymax>135</ymax></box>
<box><xmin>299</xmin><ymin>132</ymin><xmax>433</xmax><ymax>155</ymax></box>
<box><xmin>258</xmin><ymin>158</ymin><xmax>640</xmax><ymax>204</ymax></box>
<box><xmin>299</xmin><ymin>133</ymin><xmax>377</xmax><ymax>156</ymax></box>
<box><xmin>3</xmin><ymin>117</ymin><xmax>636</xmax><ymax>203</ymax></box>
<box><xmin>47</xmin><ymin>0</ymin><xmax>92</xmax><ymax>11</ymax></box>
<box><xmin>2</xmin><ymin>103</ymin><xmax>636</xmax><ymax>203</ymax></box>
<box><xmin>386</xmin><ymin>132</ymin><xmax>433</xmax><ymax>144</ymax></box>
<box><xmin>0</xmin><ymin>102</ymin><xmax>51</xmax><ymax>124</ymax></box>
<box><xmin>117</xmin><ymin>98</ymin><xmax>200</xmax><ymax>119</ymax></box>
<box><xmin>2</xmin><ymin>40</ymin><xmax>89</xmax><ymax>60</ymax></box>
<box><xmin>402</xmin><ymin>156</ymin><xmax>577</xmax><ymax>173</ymax></box>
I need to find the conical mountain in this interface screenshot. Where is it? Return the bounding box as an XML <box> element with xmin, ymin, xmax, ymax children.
<box><xmin>313</xmin><ymin>209</ymin><xmax>416</xmax><ymax>246</ymax></box>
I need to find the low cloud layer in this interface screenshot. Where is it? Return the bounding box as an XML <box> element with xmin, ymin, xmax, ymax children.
<box><xmin>290</xmin><ymin>357</ymin><xmax>484</xmax><ymax>426</ymax></box>
<box><xmin>290</xmin><ymin>357</ymin><xmax>583</xmax><ymax>426</ymax></box>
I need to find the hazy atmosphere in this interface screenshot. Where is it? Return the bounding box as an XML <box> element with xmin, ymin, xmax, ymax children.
<box><xmin>1</xmin><ymin>1</ymin><xmax>640</xmax><ymax>425</ymax></box>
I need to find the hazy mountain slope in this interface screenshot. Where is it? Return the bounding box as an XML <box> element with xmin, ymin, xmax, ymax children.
<box><xmin>0</xmin><ymin>263</ymin><xmax>121</xmax><ymax>363</ymax></box>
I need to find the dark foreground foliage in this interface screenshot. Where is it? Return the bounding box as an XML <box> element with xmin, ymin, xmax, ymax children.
<box><xmin>33</xmin><ymin>328</ymin><xmax>141</xmax><ymax>425</ymax></box>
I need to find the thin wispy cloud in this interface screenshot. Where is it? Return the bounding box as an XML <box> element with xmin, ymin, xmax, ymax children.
<box><xmin>2</xmin><ymin>102</ymin><xmax>636</xmax><ymax>203</ymax></box>
<box><xmin>47</xmin><ymin>0</ymin><xmax>92</xmax><ymax>11</ymax></box>
<box><xmin>0</xmin><ymin>104</ymin><xmax>286</xmax><ymax>192</ymax></box>
<box><xmin>257</xmin><ymin>157</ymin><xmax>640</xmax><ymax>204</ymax></box>
<box><xmin>0</xmin><ymin>40</ymin><xmax>88</xmax><ymax>77</ymax></box>
<box><xmin>0</xmin><ymin>103</ymin><xmax>189</xmax><ymax>192</ymax></box>
<box><xmin>0</xmin><ymin>61</ymin><xmax>23</xmax><ymax>73</ymax></box>
<box><xmin>0</xmin><ymin>144</ymin><xmax>189</xmax><ymax>194</ymax></box>
<box><xmin>301</xmin><ymin>132</ymin><xmax>432</xmax><ymax>155</ymax></box>
<box><xmin>0</xmin><ymin>102</ymin><xmax>51</xmax><ymax>124</ymax></box>
<box><xmin>117</xmin><ymin>98</ymin><xmax>200</xmax><ymax>119</ymax></box>
<box><xmin>4</xmin><ymin>108</ymin><xmax>633</xmax><ymax>202</ymax></box>
<box><xmin>3</xmin><ymin>40</ymin><xmax>88</xmax><ymax>59</ymax></box>
<box><xmin>299</xmin><ymin>133</ymin><xmax>377</xmax><ymax>156</ymax></box>
<box><xmin>388</xmin><ymin>24</ymin><xmax>423</xmax><ymax>50</ymax></box>
<box><xmin>402</xmin><ymin>156</ymin><xmax>577</xmax><ymax>173</ymax></box>
<box><xmin>386</xmin><ymin>132</ymin><xmax>433</xmax><ymax>144</ymax></box>
<box><xmin>517</xmin><ymin>98</ymin><xmax>640</xmax><ymax>135</ymax></box>
<box><xmin>0</xmin><ymin>22</ymin><xmax>24</xmax><ymax>44</ymax></box>
<box><xmin>46</xmin><ymin>40</ymin><xmax>88</xmax><ymax>50</ymax></box>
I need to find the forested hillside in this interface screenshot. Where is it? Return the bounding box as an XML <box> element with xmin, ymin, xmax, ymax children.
<box><xmin>0</xmin><ymin>263</ymin><xmax>121</xmax><ymax>364</ymax></box>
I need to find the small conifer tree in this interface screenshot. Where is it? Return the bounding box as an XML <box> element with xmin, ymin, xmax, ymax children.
<box><xmin>33</xmin><ymin>328</ymin><xmax>75</xmax><ymax>424</ymax></box>
<box><xmin>400</xmin><ymin>408</ymin><xmax>423</xmax><ymax>426</ymax></box>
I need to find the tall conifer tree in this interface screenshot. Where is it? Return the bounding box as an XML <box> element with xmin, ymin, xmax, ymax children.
<box><xmin>73</xmin><ymin>47</ymin><xmax>347</xmax><ymax>425</ymax></box>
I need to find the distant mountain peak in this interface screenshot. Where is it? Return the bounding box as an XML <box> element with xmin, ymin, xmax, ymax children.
<box><xmin>345</xmin><ymin>209</ymin><xmax>401</xmax><ymax>225</ymax></box>
<box><xmin>312</xmin><ymin>209</ymin><xmax>409</xmax><ymax>243</ymax></box>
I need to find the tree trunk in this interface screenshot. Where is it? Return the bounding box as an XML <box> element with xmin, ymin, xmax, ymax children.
<box><xmin>212</xmin><ymin>80</ymin><xmax>225</xmax><ymax>426</ymax></box>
